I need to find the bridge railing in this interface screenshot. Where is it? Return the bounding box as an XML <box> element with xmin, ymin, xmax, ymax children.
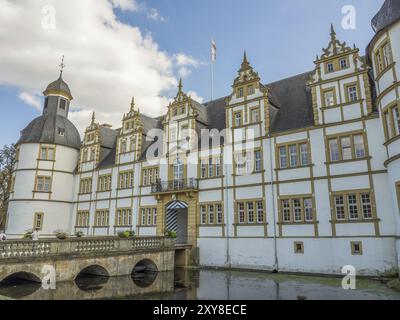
<box><xmin>0</xmin><ymin>236</ymin><xmax>175</xmax><ymax>260</ymax></box>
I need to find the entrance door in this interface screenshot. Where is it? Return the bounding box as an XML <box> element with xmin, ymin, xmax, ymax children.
<box><xmin>166</xmin><ymin>201</ymin><xmax>188</xmax><ymax>244</ymax></box>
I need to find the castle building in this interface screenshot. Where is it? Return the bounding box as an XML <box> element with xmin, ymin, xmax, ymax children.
<box><xmin>6</xmin><ymin>0</ymin><xmax>400</xmax><ymax>275</ymax></box>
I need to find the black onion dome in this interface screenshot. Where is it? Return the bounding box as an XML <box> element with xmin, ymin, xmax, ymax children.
<box><xmin>18</xmin><ymin>114</ymin><xmax>81</xmax><ymax>150</ymax></box>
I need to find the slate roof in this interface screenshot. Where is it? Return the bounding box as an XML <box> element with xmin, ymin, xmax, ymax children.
<box><xmin>18</xmin><ymin>114</ymin><xmax>81</xmax><ymax>150</ymax></box>
<box><xmin>371</xmin><ymin>0</ymin><xmax>400</xmax><ymax>33</ymax></box>
<box><xmin>43</xmin><ymin>76</ymin><xmax>72</xmax><ymax>98</ymax></box>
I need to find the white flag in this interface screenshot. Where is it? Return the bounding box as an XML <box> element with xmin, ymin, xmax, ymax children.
<box><xmin>211</xmin><ymin>39</ymin><xmax>217</xmax><ymax>62</ymax></box>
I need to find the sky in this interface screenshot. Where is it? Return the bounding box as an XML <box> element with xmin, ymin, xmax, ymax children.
<box><xmin>0</xmin><ymin>0</ymin><xmax>385</xmax><ymax>147</ymax></box>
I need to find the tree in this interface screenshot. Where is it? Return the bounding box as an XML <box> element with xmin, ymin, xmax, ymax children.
<box><xmin>0</xmin><ymin>144</ymin><xmax>16</xmax><ymax>228</ymax></box>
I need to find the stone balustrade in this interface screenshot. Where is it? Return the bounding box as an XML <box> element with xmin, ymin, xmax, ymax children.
<box><xmin>0</xmin><ymin>236</ymin><xmax>175</xmax><ymax>260</ymax></box>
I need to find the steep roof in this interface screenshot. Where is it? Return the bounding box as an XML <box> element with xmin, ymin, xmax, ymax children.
<box><xmin>18</xmin><ymin>114</ymin><xmax>81</xmax><ymax>150</ymax></box>
<box><xmin>43</xmin><ymin>76</ymin><xmax>73</xmax><ymax>99</ymax></box>
<box><xmin>371</xmin><ymin>0</ymin><xmax>400</xmax><ymax>33</ymax></box>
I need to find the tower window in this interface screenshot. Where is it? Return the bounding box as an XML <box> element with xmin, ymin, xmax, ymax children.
<box><xmin>59</xmin><ymin>99</ymin><xmax>66</xmax><ymax>110</ymax></box>
<box><xmin>58</xmin><ymin>127</ymin><xmax>65</xmax><ymax>136</ymax></box>
<box><xmin>340</xmin><ymin>59</ymin><xmax>348</xmax><ymax>69</ymax></box>
<box><xmin>33</xmin><ymin>212</ymin><xmax>44</xmax><ymax>230</ymax></box>
<box><xmin>327</xmin><ymin>62</ymin><xmax>334</xmax><ymax>73</ymax></box>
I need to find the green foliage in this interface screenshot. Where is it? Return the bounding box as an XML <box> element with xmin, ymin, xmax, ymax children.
<box><xmin>75</xmin><ymin>231</ymin><xmax>85</xmax><ymax>238</ymax></box>
<box><xmin>0</xmin><ymin>144</ymin><xmax>16</xmax><ymax>229</ymax></box>
<box><xmin>23</xmin><ymin>231</ymin><xmax>33</xmax><ymax>240</ymax></box>
<box><xmin>118</xmin><ymin>230</ymin><xmax>135</xmax><ymax>239</ymax></box>
<box><xmin>165</xmin><ymin>230</ymin><xmax>177</xmax><ymax>239</ymax></box>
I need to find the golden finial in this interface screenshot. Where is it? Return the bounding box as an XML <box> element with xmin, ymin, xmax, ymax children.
<box><xmin>59</xmin><ymin>55</ymin><xmax>66</xmax><ymax>77</ymax></box>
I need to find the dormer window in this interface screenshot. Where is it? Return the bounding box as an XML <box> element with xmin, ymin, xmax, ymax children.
<box><xmin>237</xmin><ymin>87</ymin><xmax>244</xmax><ymax>98</ymax></box>
<box><xmin>247</xmin><ymin>85</ymin><xmax>255</xmax><ymax>95</ymax></box>
<box><xmin>120</xmin><ymin>140</ymin><xmax>127</xmax><ymax>153</ymax></box>
<box><xmin>59</xmin><ymin>99</ymin><xmax>66</xmax><ymax>110</ymax></box>
<box><xmin>340</xmin><ymin>58</ymin><xmax>348</xmax><ymax>69</ymax></box>
<box><xmin>327</xmin><ymin>62</ymin><xmax>334</xmax><ymax>73</ymax></box>
<box><xmin>180</xmin><ymin>106</ymin><xmax>185</xmax><ymax>114</ymax></box>
<box><xmin>58</xmin><ymin>127</ymin><xmax>65</xmax><ymax>136</ymax></box>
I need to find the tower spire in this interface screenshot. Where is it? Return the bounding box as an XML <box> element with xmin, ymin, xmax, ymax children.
<box><xmin>178</xmin><ymin>78</ymin><xmax>183</xmax><ymax>93</ymax></box>
<box><xmin>130</xmin><ymin>96</ymin><xmax>135</xmax><ymax>112</ymax></box>
<box><xmin>59</xmin><ymin>55</ymin><xmax>66</xmax><ymax>78</ymax></box>
<box><xmin>91</xmin><ymin>111</ymin><xmax>96</xmax><ymax>125</ymax></box>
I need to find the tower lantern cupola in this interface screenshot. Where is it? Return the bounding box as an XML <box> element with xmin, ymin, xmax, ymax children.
<box><xmin>42</xmin><ymin>56</ymin><xmax>73</xmax><ymax>118</ymax></box>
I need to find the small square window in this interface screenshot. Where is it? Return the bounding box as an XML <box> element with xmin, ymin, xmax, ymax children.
<box><xmin>351</xmin><ymin>241</ymin><xmax>363</xmax><ymax>255</ymax></box>
<box><xmin>340</xmin><ymin>59</ymin><xmax>348</xmax><ymax>69</ymax></box>
<box><xmin>58</xmin><ymin>127</ymin><xmax>65</xmax><ymax>136</ymax></box>
<box><xmin>294</xmin><ymin>242</ymin><xmax>304</xmax><ymax>254</ymax></box>
<box><xmin>327</xmin><ymin>63</ymin><xmax>334</xmax><ymax>73</ymax></box>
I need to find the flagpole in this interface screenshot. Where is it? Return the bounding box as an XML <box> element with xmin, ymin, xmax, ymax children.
<box><xmin>211</xmin><ymin>38</ymin><xmax>214</xmax><ymax>101</ymax></box>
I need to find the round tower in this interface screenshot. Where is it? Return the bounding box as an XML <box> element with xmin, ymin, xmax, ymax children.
<box><xmin>6</xmin><ymin>71</ymin><xmax>81</xmax><ymax>238</ymax></box>
<box><xmin>368</xmin><ymin>0</ymin><xmax>400</xmax><ymax>272</ymax></box>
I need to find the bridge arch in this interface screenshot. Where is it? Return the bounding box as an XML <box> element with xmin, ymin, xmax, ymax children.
<box><xmin>0</xmin><ymin>271</ymin><xmax>41</xmax><ymax>285</ymax></box>
<box><xmin>132</xmin><ymin>259</ymin><xmax>158</xmax><ymax>274</ymax></box>
<box><xmin>75</xmin><ymin>264</ymin><xmax>110</xmax><ymax>280</ymax></box>
<box><xmin>131</xmin><ymin>259</ymin><xmax>158</xmax><ymax>288</ymax></box>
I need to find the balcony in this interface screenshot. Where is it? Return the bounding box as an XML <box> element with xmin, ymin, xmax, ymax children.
<box><xmin>151</xmin><ymin>178</ymin><xmax>199</xmax><ymax>194</ymax></box>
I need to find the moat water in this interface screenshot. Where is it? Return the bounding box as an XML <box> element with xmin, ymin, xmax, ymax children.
<box><xmin>1</xmin><ymin>269</ymin><xmax>400</xmax><ymax>300</ymax></box>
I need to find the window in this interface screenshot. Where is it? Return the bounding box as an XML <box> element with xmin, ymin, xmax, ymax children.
<box><xmin>250</xmin><ymin>108</ymin><xmax>260</xmax><ymax>123</ymax></box>
<box><xmin>79</xmin><ymin>178</ymin><xmax>92</xmax><ymax>194</ymax></box>
<box><xmin>76</xmin><ymin>211</ymin><xmax>90</xmax><ymax>227</ymax></box>
<box><xmin>173</xmin><ymin>107</ymin><xmax>178</xmax><ymax>117</ymax></box>
<box><xmin>130</xmin><ymin>138</ymin><xmax>136</xmax><ymax>153</ymax></box>
<box><xmin>59</xmin><ymin>99</ymin><xmax>66</xmax><ymax>110</ymax></box>
<box><xmin>98</xmin><ymin>174</ymin><xmax>112</xmax><ymax>192</ymax></box>
<box><xmin>323</xmin><ymin>90</ymin><xmax>335</xmax><ymax>107</ymax></box>
<box><xmin>289</xmin><ymin>145</ymin><xmax>297</xmax><ymax>168</ymax></box>
<box><xmin>235</xmin><ymin>150</ymin><xmax>262</xmax><ymax>175</ymax></box>
<box><xmin>200</xmin><ymin>203</ymin><xmax>223</xmax><ymax>226</ymax></box>
<box><xmin>282</xmin><ymin>199</ymin><xmax>291</xmax><ymax>222</ymax></box>
<box><xmin>348</xmin><ymin>194</ymin><xmax>359</xmax><ymax>219</ymax></box>
<box><xmin>215</xmin><ymin>158</ymin><xmax>221</xmax><ymax>177</ymax></box>
<box><xmin>334</xmin><ymin>195</ymin><xmax>346</xmax><ymax>220</ymax></box>
<box><xmin>94</xmin><ymin>210</ymin><xmax>109</xmax><ymax>227</ymax></box>
<box><xmin>247</xmin><ymin>85</ymin><xmax>255</xmax><ymax>95</ymax></box>
<box><xmin>277</xmin><ymin>142</ymin><xmax>310</xmax><ymax>169</ymax></box>
<box><xmin>208</xmin><ymin>158</ymin><xmax>214</xmax><ymax>178</ymax></box>
<box><xmin>82</xmin><ymin>149</ymin><xmax>88</xmax><ymax>162</ymax></box>
<box><xmin>280</xmin><ymin>196</ymin><xmax>315</xmax><ymax>224</ymax></box>
<box><xmin>279</xmin><ymin>147</ymin><xmax>288</xmax><ymax>169</ymax></box>
<box><xmin>328</xmin><ymin>133</ymin><xmax>367</xmax><ymax>162</ymax></box>
<box><xmin>346</xmin><ymin>85</ymin><xmax>358</xmax><ymax>102</ymax></box>
<box><xmin>294</xmin><ymin>242</ymin><xmax>304</xmax><ymax>254</ymax></box>
<box><xmin>234</xmin><ymin>112</ymin><xmax>242</xmax><ymax>127</ymax></box>
<box><xmin>327</xmin><ymin>63</ymin><xmax>334</xmax><ymax>73</ymax></box>
<box><xmin>34</xmin><ymin>213</ymin><xmax>44</xmax><ymax>230</ymax></box>
<box><xmin>200</xmin><ymin>205</ymin><xmax>207</xmax><ymax>225</ymax></box>
<box><xmin>255</xmin><ymin>150</ymin><xmax>262</xmax><ymax>173</ymax></box>
<box><xmin>139</xmin><ymin>207</ymin><xmax>157</xmax><ymax>226</ymax></box>
<box><xmin>180</xmin><ymin>106</ymin><xmax>186</xmax><ymax>114</ymax></box>
<box><xmin>142</xmin><ymin>167</ymin><xmax>159</xmax><ymax>186</ymax></box>
<box><xmin>120</xmin><ymin>140</ymin><xmax>127</xmax><ymax>154</ymax></box>
<box><xmin>351</xmin><ymin>241</ymin><xmax>363</xmax><ymax>255</ymax></box>
<box><xmin>304</xmin><ymin>198</ymin><xmax>313</xmax><ymax>221</ymax></box>
<box><xmin>237</xmin><ymin>87</ymin><xmax>244</xmax><ymax>98</ymax></box>
<box><xmin>181</xmin><ymin>125</ymin><xmax>189</xmax><ymax>141</ymax></box>
<box><xmin>300</xmin><ymin>143</ymin><xmax>309</xmax><ymax>166</ymax></box>
<box><xmin>340</xmin><ymin>59</ymin><xmax>348</xmax><ymax>69</ymax></box>
<box><xmin>375</xmin><ymin>41</ymin><xmax>393</xmax><ymax>74</ymax></box>
<box><xmin>119</xmin><ymin>171</ymin><xmax>133</xmax><ymax>189</ymax></box>
<box><xmin>361</xmin><ymin>193</ymin><xmax>372</xmax><ymax>219</ymax></box>
<box><xmin>201</xmin><ymin>160</ymin><xmax>207</xmax><ymax>178</ymax></box>
<box><xmin>354</xmin><ymin>135</ymin><xmax>366</xmax><ymax>158</ymax></box>
<box><xmin>35</xmin><ymin>176</ymin><xmax>52</xmax><ymax>192</ymax></box>
<box><xmin>58</xmin><ymin>127</ymin><xmax>65</xmax><ymax>136</ymax></box>
<box><xmin>39</xmin><ymin>146</ymin><xmax>55</xmax><ymax>161</ymax></box>
<box><xmin>208</xmin><ymin>205</ymin><xmax>215</xmax><ymax>224</ymax></box>
<box><xmin>341</xmin><ymin>137</ymin><xmax>352</xmax><ymax>160</ymax></box>
<box><xmin>236</xmin><ymin>200</ymin><xmax>265</xmax><ymax>225</ymax></box>
<box><xmin>116</xmin><ymin>208</ymin><xmax>132</xmax><ymax>226</ymax></box>
<box><xmin>332</xmin><ymin>192</ymin><xmax>375</xmax><ymax>221</ymax></box>
<box><xmin>383</xmin><ymin>104</ymin><xmax>400</xmax><ymax>140</ymax></box>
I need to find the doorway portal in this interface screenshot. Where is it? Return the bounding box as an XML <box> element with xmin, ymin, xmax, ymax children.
<box><xmin>166</xmin><ymin>201</ymin><xmax>188</xmax><ymax>244</ymax></box>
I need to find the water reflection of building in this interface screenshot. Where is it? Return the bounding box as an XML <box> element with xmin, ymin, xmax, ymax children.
<box><xmin>6</xmin><ymin>0</ymin><xmax>400</xmax><ymax>276</ymax></box>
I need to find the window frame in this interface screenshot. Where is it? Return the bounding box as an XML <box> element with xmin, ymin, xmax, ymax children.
<box><xmin>199</xmin><ymin>203</ymin><xmax>224</xmax><ymax>226</ymax></box>
<box><xmin>35</xmin><ymin>176</ymin><xmax>52</xmax><ymax>193</ymax></box>
<box><xmin>279</xmin><ymin>195</ymin><xmax>316</xmax><ymax>224</ymax></box>
<box><xmin>76</xmin><ymin>211</ymin><xmax>90</xmax><ymax>228</ymax></box>
<box><xmin>33</xmin><ymin>212</ymin><xmax>44</xmax><ymax>231</ymax></box>
<box><xmin>235</xmin><ymin>200</ymin><xmax>265</xmax><ymax>226</ymax></box>
<box><xmin>331</xmin><ymin>190</ymin><xmax>376</xmax><ymax>222</ymax></box>
<box><xmin>94</xmin><ymin>209</ymin><xmax>110</xmax><ymax>227</ymax></box>
<box><xmin>344</xmin><ymin>82</ymin><xmax>360</xmax><ymax>103</ymax></box>
<box><xmin>321</xmin><ymin>87</ymin><xmax>337</xmax><ymax>108</ymax></box>
<box><xmin>276</xmin><ymin>141</ymin><xmax>310</xmax><ymax>169</ymax></box>
<box><xmin>327</xmin><ymin>131</ymin><xmax>367</xmax><ymax>163</ymax></box>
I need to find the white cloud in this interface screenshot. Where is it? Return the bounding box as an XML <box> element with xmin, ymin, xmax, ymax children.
<box><xmin>0</xmin><ymin>0</ymin><xmax>180</xmax><ymax>134</ymax></box>
<box><xmin>178</xmin><ymin>67</ymin><xmax>192</xmax><ymax>79</ymax></box>
<box><xmin>147</xmin><ymin>8</ymin><xmax>165</xmax><ymax>21</ymax></box>
<box><xmin>174</xmin><ymin>53</ymin><xmax>201</xmax><ymax>68</ymax></box>
<box><xmin>187</xmin><ymin>91</ymin><xmax>204</xmax><ymax>104</ymax></box>
<box><xmin>111</xmin><ymin>0</ymin><xmax>139</xmax><ymax>11</ymax></box>
<box><xmin>18</xmin><ymin>92</ymin><xmax>42</xmax><ymax>110</ymax></box>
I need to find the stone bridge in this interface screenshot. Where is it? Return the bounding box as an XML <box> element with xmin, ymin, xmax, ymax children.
<box><xmin>0</xmin><ymin>237</ymin><xmax>177</xmax><ymax>284</ymax></box>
